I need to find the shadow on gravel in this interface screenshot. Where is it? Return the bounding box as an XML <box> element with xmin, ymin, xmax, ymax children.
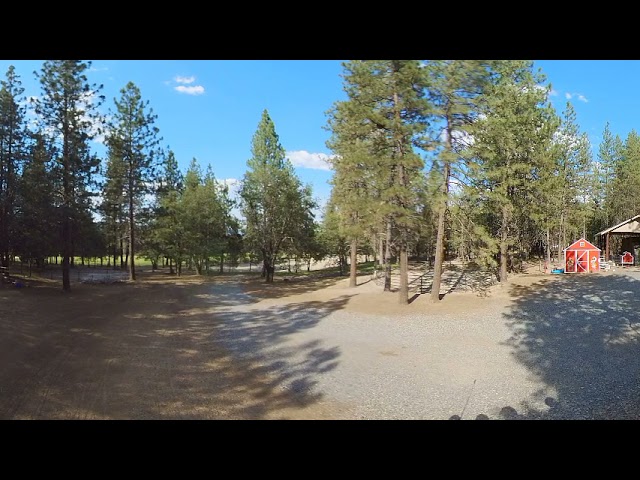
<box><xmin>239</xmin><ymin>272</ymin><xmax>349</xmax><ymax>301</ymax></box>
<box><xmin>450</xmin><ymin>397</ymin><xmax>563</xmax><ymax>420</ymax></box>
<box><xmin>206</xmin><ymin>294</ymin><xmax>352</xmax><ymax>417</ymax></box>
<box><xmin>501</xmin><ymin>272</ymin><xmax>640</xmax><ymax>419</ymax></box>
<box><xmin>0</xmin><ymin>278</ymin><xmax>351</xmax><ymax>420</ymax></box>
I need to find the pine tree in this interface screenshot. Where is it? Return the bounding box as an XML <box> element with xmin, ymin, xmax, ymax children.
<box><xmin>105</xmin><ymin>81</ymin><xmax>161</xmax><ymax>281</ymax></box>
<box><xmin>152</xmin><ymin>149</ymin><xmax>185</xmax><ymax>274</ymax></box>
<box><xmin>14</xmin><ymin>131</ymin><xmax>58</xmax><ymax>268</ymax></box>
<box><xmin>101</xmin><ymin>143</ymin><xmax>126</xmax><ymax>269</ymax></box>
<box><xmin>594</xmin><ymin>122</ymin><xmax>620</xmax><ymax>230</ymax></box>
<box><xmin>551</xmin><ymin>102</ymin><xmax>593</xmax><ymax>259</ymax></box>
<box><xmin>324</xmin><ymin>140</ymin><xmax>372</xmax><ymax>287</ymax></box>
<box><xmin>423</xmin><ymin>60</ymin><xmax>491</xmax><ymax>302</ymax></box>
<box><xmin>319</xmin><ymin>196</ymin><xmax>350</xmax><ymax>275</ymax></box>
<box><xmin>0</xmin><ymin>65</ymin><xmax>28</xmax><ymax>267</ymax></box>
<box><xmin>611</xmin><ymin>130</ymin><xmax>640</xmax><ymax>221</ymax></box>
<box><xmin>33</xmin><ymin>60</ymin><xmax>104</xmax><ymax>291</ymax></box>
<box><xmin>326</xmin><ymin>60</ymin><xmax>430</xmax><ymax>303</ymax></box>
<box><xmin>239</xmin><ymin>109</ymin><xmax>314</xmax><ymax>283</ymax></box>
<box><xmin>177</xmin><ymin>159</ymin><xmax>228</xmax><ymax>274</ymax></box>
<box><xmin>466</xmin><ymin>60</ymin><xmax>556</xmax><ymax>282</ymax></box>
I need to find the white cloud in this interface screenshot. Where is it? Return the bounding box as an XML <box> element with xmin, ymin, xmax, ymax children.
<box><xmin>175</xmin><ymin>75</ymin><xmax>195</xmax><ymax>84</ymax></box>
<box><xmin>89</xmin><ymin>66</ymin><xmax>108</xmax><ymax>72</ymax></box>
<box><xmin>454</xmin><ymin>130</ymin><xmax>475</xmax><ymax>148</ymax></box>
<box><xmin>174</xmin><ymin>85</ymin><xmax>205</xmax><ymax>95</ymax></box>
<box><xmin>168</xmin><ymin>75</ymin><xmax>205</xmax><ymax>95</ymax></box>
<box><xmin>565</xmin><ymin>91</ymin><xmax>588</xmax><ymax>103</ymax></box>
<box><xmin>550</xmin><ymin>89</ymin><xmax>558</xmax><ymax>96</ymax></box>
<box><xmin>286</xmin><ymin>150</ymin><xmax>334</xmax><ymax>171</ymax></box>
<box><xmin>439</xmin><ymin>128</ymin><xmax>475</xmax><ymax>149</ymax></box>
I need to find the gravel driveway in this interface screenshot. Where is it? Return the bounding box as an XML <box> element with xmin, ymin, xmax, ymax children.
<box><xmin>209</xmin><ymin>270</ymin><xmax>640</xmax><ymax>419</ymax></box>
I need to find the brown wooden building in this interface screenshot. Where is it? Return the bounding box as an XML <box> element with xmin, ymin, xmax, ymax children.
<box><xmin>595</xmin><ymin>215</ymin><xmax>640</xmax><ymax>263</ymax></box>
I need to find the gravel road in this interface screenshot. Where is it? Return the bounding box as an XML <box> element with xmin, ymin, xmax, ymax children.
<box><xmin>210</xmin><ymin>270</ymin><xmax>640</xmax><ymax>420</ymax></box>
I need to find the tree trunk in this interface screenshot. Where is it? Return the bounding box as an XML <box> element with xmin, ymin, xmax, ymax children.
<box><xmin>557</xmin><ymin>212</ymin><xmax>564</xmax><ymax>262</ymax></box>
<box><xmin>120</xmin><ymin>236</ymin><xmax>124</xmax><ymax>269</ymax></box>
<box><xmin>129</xmin><ymin>197</ymin><xmax>136</xmax><ymax>281</ymax></box>
<box><xmin>557</xmin><ymin>232</ymin><xmax>562</xmax><ymax>268</ymax></box>
<box><xmin>267</xmin><ymin>265</ymin><xmax>275</xmax><ymax>282</ymax></box>
<box><xmin>264</xmin><ymin>255</ymin><xmax>275</xmax><ymax>283</ymax></box>
<box><xmin>546</xmin><ymin>227</ymin><xmax>551</xmax><ymax>271</ymax></box>
<box><xmin>500</xmin><ymin>205</ymin><xmax>509</xmax><ymax>282</ymax></box>
<box><xmin>263</xmin><ymin>254</ymin><xmax>275</xmax><ymax>283</ymax></box>
<box><xmin>112</xmin><ymin>239</ymin><xmax>117</xmax><ymax>270</ymax></box>
<box><xmin>384</xmin><ymin>220</ymin><xmax>392</xmax><ymax>292</ymax></box>
<box><xmin>349</xmin><ymin>238</ymin><xmax>357</xmax><ymax>287</ymax></box>
<box><xmin>398</xmin><ymin>244</ymin><xmax>408</xmax><ymax>304</ymax></box>
<box><xmin>431</xmin><ymin>159</ymin><xmax>450</xmax><ymax>303</ymax></box>
<box><xmin>220</xmin><ymin>253</ymin><xmax>224</xmax><ymax>274</ymax></box>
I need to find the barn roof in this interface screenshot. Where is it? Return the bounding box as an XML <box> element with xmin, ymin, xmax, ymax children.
<box><xmin>564</xmin><ymin>238</ymin><xmax>600</xmax><ymax>251</ymax></box>
<box><xmin>595</xmin><ymin>215</ymin><xmax>640</xmax><ymax>236</ymax></box>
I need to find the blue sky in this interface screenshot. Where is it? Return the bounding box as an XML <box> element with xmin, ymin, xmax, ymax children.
<box><xmin>0</xmin><ymin>60</ymin><xmax>345</xmax><ymax>217</ymax></box>
<box><xmin>535</xmin><ymin>60</ymin><xmax>640</xmax><ymax>150</ymax></box>
<box><xmin>1</xmin><ymin>60</ymin><xmax>640</xmax><ymax>218</ymax></box>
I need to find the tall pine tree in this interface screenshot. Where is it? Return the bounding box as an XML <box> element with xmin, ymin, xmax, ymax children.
<box><xmin>423</xmin><ymin>60</ymin><xmax>490</xmax><ymax>302</ymax></box>
<box><xmin>466</xmin><ymin>60</ymin><xmax>556</xmax><ymax>282</ymax></box>
<box><xmin>326</xmin><ymin>60</ymin><xmax>430</xmax><ymax>303</ymax></box>
<box><xmin>239</xmin><ymin>109</ymin><xmax>315</xmax><ymax>283</ymax></box>
<box><xmin>33</xmin><ymin>60</ymin><xmax>104</xmax><ymax>291</ymax></box>
<box><xmin>105</xmin><ymin>81</ymin><xmax>161</xmax><ymax>281</ymax></box>
<box><xmin>0</xmin><ymin>65</ymin><xmax>27</xmax><ymax>267</ymax></box>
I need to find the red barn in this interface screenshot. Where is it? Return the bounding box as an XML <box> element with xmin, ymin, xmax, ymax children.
<box><xmin>564</xmin><ymin>238</ymin><xmax>601</xmax><ymax>273</ymax></box>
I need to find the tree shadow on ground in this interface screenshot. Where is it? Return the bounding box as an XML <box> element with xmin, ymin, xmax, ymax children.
<box><xmin>496</xmin><ymin>273</ymin><xmax>640</xmax><ymax>419</ymax></box>
<box><xmin>235</xmin><ymin>271</ymin><xmax>350</xmax><ymax>301</ymax></box>
<box><xmin>0</xmin><ymin>278</ymin><xmax>351</xmax><ymax>419</ymax></box>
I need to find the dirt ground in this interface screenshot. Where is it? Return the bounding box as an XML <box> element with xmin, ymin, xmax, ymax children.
<box><xmin>0</xmin><ymin>263</ymin><xmax>580</xmax><ymax>420</ymax></box>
